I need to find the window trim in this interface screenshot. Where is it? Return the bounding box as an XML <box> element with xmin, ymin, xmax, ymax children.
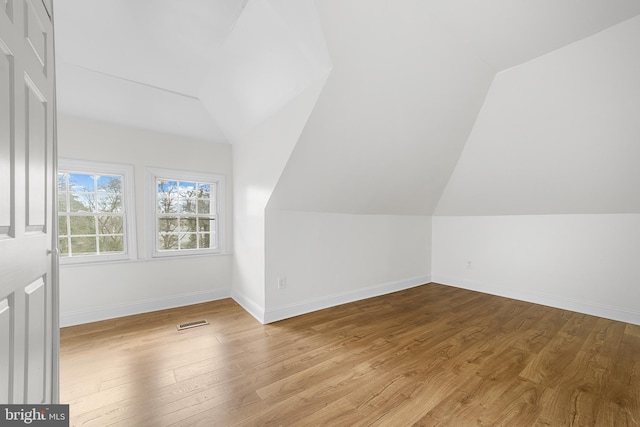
<box><xmin>58</xmin><ymin>158</ymin><xmax>137</xmax><ymax>265</ymax></box>
<box><xmin>145</xmin><ymin>167</ymin><xmax>226</xmax><ymax>258</ymax></box>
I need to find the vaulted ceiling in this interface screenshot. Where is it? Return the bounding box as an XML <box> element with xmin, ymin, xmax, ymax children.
<box><xmin>54</xmin><ymin>0</ymin><xmax>331</xmax><ymax>141</ymax></box>
<box><xmin>54</xmin><ymin>0</ymin><xmax>640</xmax><ymax>215</ymax></box>
<box><xmin>54</xmin><ymin>0</ymin><xmax>640</xmax><ymax>140</ymax></box>
<box><xmin>268</xmin><ymin>1</ymin><xmax>640</xmax><ymax>215</ymax></box>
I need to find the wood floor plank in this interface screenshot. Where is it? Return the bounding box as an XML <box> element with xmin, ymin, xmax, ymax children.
<box><xmin>60</xmin><ymin>283</ymin><xmax>640</xmax><ymax>426</ymax></box>
<box><xmin>518</xmin><ymin>313</ymin><xmax>599</xmax><ymax>386</ymax></box>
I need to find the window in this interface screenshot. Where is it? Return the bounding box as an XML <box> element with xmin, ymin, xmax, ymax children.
<box><xmin>146</xmin><ymin>167</ymin><xmax>225</xmax><ymax>257</ymax></box>
<box><xmin>58</xmin><ymin>159</ymin><xmax>136</xmax><ymax>264</ymax></box>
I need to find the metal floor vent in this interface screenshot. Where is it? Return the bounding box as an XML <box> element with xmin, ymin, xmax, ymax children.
<box><xmin>177</xmin><ymin>319</ymin><xmax>209</xmax><ymax>331</ymax></box>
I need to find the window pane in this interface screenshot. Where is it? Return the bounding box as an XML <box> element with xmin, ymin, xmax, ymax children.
<box><xmin>58</xmin><ymin>216</ymin><xmax>68</xmax><ymax>236</ymax></box>
<box><xmin>70</xmin><ymin>194</ymin><xmax>95</xmax><ymax>212</ymax></box>
<box><xmin>178</xmin><ymin>181</ymin><xmax>196</xmax><ymax>198</ymax></box>
<box><xmin>69</xmin><ymin>173</ymin><xmax>95</xmax><ymax>192</ymax></box>
<box><xmin>179</xmin><ymin>233</ymin><xmax>197</xmax><ymax>249</ymax></box>
<box><xmin>159</xmin><ymin>233</ymin><xmax>179</xmax><ymax>250</ymax></box>
<box><xmin>198</xmin><ymin>233</ymin><xmax>210</xmax><ymax>249</ymax></box>
<box><xmin>197</xmin><ymin>200</ymin><xmax>210</xmax><ymax>214</ymax></box>
<box><xmin>57</xmin><ymin>173</ymin><xmax>67</xmax><ymax>192</ymax></box>
<box><xmin>59</xmin><ymin>238</ymin><xmax>69</xmax><ymax>256</ymax></box>
<box><xmin>197</xmin><ymin>183</ymin><xmax>210</xmax><ymax>198</ymax></box>
<box><xmin>98</xmin><ymin>216</ymin><xmax>123</xmax><ymax>235</ymax></box>
<box><xmin>157</xmin><ymin>180</ymin><xmax>178</xmax><ymax>214</ymax></box>
<box><xmin>97</xmin><ymin>175</ymin><xmax>121</xmax><ymax>193</ymax></box>
<box><xmin>69</xmin><ymin>215</ymin><xmax>96</xmax><ymax>235</ymax></box>
<box><xmin>158</xmin><ymin>217</ymin><xmax>179</xmax><ymax>233</ymax></box>
<box><xmin>58</xmin><ymin>192</ymin><xmax>67</xmax><ymax>213</ymax></box>
<box><xmin>97</xmin><ymin>194</ymin><xmax>122</xmax><ymax>213</ymax></box>
<box><xmin>179</xmin><ymin>198</ymin><xmax>196</xmax><ymax>214</ymax></box>
<box><xmin>98</xmin><ymin>236</ymin><xmax>124</xmax><ymax>253</ymax></box>
<box><xmin>179</xmin><ymin>217</ymin><xmax>196</xmax><ymax>232</ymax></box>
<box><xmin>157</xmin><ymin>180</ymin><xmax>177</xmax><ymax>194</ymax></box>
<box><xmin>70</xmin><ymin>236</ymin><xmax>97</xmax><ymax>255</ymax></box>
<box><xmin>158</xmin><ymin>196</ymin><xmax>178</xmax><ymax>213</ymax></box>
<box><xmin>198</xmin><ymin>218</ymin><xmax>211</xmax><ymax>232</ymax></box>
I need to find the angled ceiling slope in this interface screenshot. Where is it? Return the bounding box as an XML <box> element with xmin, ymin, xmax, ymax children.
<box><xmin>435</xmin><ymin>15</ymin><xmax>640</xmax><ymax>216</ymax></box>
<box><xmin>54</xmin><ymin>0</ymin><xmax>331</xmax><ymax>142</ymax></box>
<box><xmin>199</xmin><ymin>0</ymin><xmax>331</xmax><ymax>141</ymax></box>
<box><xmin>269</xmin><ymin>0</ymin><xmax>640</xmax><ymax>216</ymax></box>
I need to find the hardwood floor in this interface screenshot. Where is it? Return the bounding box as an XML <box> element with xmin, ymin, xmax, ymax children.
<box><xmin>60</xmin><ymin>283</ymin><xmax>640</xmax><ymax>426</ymax></box>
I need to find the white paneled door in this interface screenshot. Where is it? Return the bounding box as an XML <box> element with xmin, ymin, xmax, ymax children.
<box><xmin>0</xmin><ymin>0</ymin><xmax>58</xmax><ymax>403</ymax></box>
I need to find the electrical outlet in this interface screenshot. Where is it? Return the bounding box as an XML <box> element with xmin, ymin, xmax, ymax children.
<box><xmin>277</xmin><ymin>277</ymin><xmax>286</xmax><ymax>289</ymax></box>
<box><xmin>466</xmin><ymin>261</ymin><xmax>472</xmax><ymax>269</ymax></box>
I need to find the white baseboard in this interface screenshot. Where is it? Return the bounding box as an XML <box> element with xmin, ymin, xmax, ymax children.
<box><xmin>231</xmin><ymin>290</ymin><xmax>266</xmax><ymax>324</ymax></box>
<box><xmin>59</xmin><ymin>276</ymin><xmax>430</xmax><ymax>327</ymax></box>
<box><xmin>263</xmin><ymin>275</ymin><xmax>431</xmax><ymax>324</ymax></box>
<box><xmin>60</xmin><ymin>289</ymin><xmax>232</xmax><ymax>327</ymax></box>
<box><xmin>432</xmin><ymin>275</ymin><xmax>640</xmax><ymax>326</ymax></box>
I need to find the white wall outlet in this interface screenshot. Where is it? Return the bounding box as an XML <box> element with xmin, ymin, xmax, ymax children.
<box><xmin>466</xmin><ymin>260</ymin><xmax>472</xmax><ymax>269</ymax></box>
<box><xmin>277</xmin><ymin>277</ymin><xmax>286</xmax><ymax>289</ymax></box>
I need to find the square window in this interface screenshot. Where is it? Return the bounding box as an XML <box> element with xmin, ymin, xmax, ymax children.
<box><xmin>59</xmin><ymin>159</ymin><xmax>136</xmax><ymax>264</ymax></box>
<box><xmin>147</xmin><ymin>167</ymin><xmax>225</xmax><ymax>257</ymax></box>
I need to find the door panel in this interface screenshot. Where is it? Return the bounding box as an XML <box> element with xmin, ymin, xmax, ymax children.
<box><xmin>0</xmin><ymin>0</ymin><xmax>56</xmax><ymax>404</ymax></box>
<box><xmin>0</xmin><ymin>46</ymin><xmax>11</xmax><ymax>234</ymax></box>
<box><xmin>25</xmin><ymin>277</ymin><xmax>46</xmax><ymax>403</ymax></box>
<box><xmin>3</xmin><ymin>0</ymin><xmax>13</xmax><ymax>21</ymax></box>
<box><xmin>24</xmin><ymin>0</ymin><xmax>45</xmax><ymax>70</ymax></box>
<box><xmin>0</xmin><ymin>297</ymin><xmax>12</xmax><ymax>402</ymax></box>
<box><xmin>26</xmin><ymin>78</ymin><xmax>46</xmax><ymax>231</ymax></box>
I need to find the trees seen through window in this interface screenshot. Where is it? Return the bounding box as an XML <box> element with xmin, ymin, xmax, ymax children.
<box><xmin>156</xmin><ymin>179</ymin><xmax>216</xmax><ymax>251</ymax></box>
<box><xmin>58</xmin><ymin>172</ymin><xmax>126</xmax><ymax>258</ymax></box>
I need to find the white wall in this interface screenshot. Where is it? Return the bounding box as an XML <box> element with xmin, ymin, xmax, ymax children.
<box><xmin>57</xmin><ymin>115</ymin><xmax>233</xmax><ymax>326</ymax></box>
<box><xmin>264</xmin><ymin>211</ymin><xmax>431</xmax><ymax>322</ymax></box>
<box><xmin>432</xmin><ymin>215</ymin><xmax>640</xmax><ymax>325</ymax></box>
<box><xmin>258</xmin><ymin>0</ymin><xmax>492</xmax><ymax>323</ymax></box>
<box><xmin>231</xmin><ymin>77</ymin><xmax>328</xmax><ymax>322</ymax></box>
<box><xmin>433</xmin><ymin>17</ymin><xmax>640</xmax><ymax>326</ymax></box>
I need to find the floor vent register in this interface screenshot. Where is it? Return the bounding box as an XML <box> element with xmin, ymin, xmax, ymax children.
<box><xmin>177</xmin><ymin>319</ymin><xmax>209</xmax><ymax>331</ymax></box>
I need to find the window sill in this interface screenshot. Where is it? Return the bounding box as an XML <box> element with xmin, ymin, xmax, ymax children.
<box><xmin>59</xmin><ymin>252</ymin><xmax>232</xmax><ymax>268</ymax></box>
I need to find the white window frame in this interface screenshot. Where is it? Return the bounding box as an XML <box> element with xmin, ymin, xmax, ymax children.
<box><xmin>145</xmin><ymin>167</ymin><xmax>226</xmax><ymax>258</ymax></box>
<box><xmin>58</xmin><ymin>158</ymin><xmax>137</xmax><ymax>265</ymax></box>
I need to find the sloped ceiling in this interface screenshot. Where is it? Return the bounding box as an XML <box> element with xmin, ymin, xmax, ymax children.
<box><xmin>269</xmin><ymin>0</ymin><xmax>640</xmax><ymax>215</ymax></box>
<box><xmin>429</xmin><ymin>0</ymin><xmax>640</xmax><ymax>70</ymax></box>
<box><xmin>54</xmin><ymin>0</ymin><xmax>330</xmax><ymax>141</ymax></box>
<box><xmin>198</xmin><ymin>0</ymin><xmax>332</xmax><ymax>140</ymax></box>
<box><xmin>55</xmin><ymin>0</ymin><xmax>640</xmax><ymax>215</ymax></box>
<box><xmin>54</xmin><ymin>0</ymin><xmax>245</xmax><ymax>140</ymax></box>
<box><xmin>435</xmin><ymin>15</ymin><xmax>640</xmax><ymax>215</ymax></box>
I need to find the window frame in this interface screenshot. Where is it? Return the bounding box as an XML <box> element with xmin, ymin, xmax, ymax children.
<box><xmin>145</xmin><ymin>167</ymin><xmax>226</xmax><ymax>258</ymax></box>
<box><xmin>58</xmin><ymin>158</ymin><xmax>137</xmax><ymax>265</ymax></box>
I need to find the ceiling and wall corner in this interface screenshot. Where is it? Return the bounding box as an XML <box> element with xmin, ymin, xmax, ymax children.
<box><xmin>434</xmin><ymin>14</ymin><xmax>640</xmax><ymax>216</ymax></box>
<box><xmin>268</xmin><ymin>0</ymin><xmax>640</xmax><ymax>217</ymax></box>
<box><xmin>268</xmin><ymin>0</ymin><xmax>496</xmax><ymax>215</ymax></box>
<box><xmin>231</xmin><ymin>75</ymin><xmax>330</xmax><ymax>321</ymax></box>
<box><xmin>199</xmin><ymin>0</ymin><xmax>332</xmax><ymax>141</ymax></box>
<box><xmin>54</xmin><ymin>0</ymin><xmax>331</xmax><ymax>143</ymax></box>
<box><xmin>54</xmin><ymin>0</ymin><xmax>248</xmax><ymax>141</ymax></box>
